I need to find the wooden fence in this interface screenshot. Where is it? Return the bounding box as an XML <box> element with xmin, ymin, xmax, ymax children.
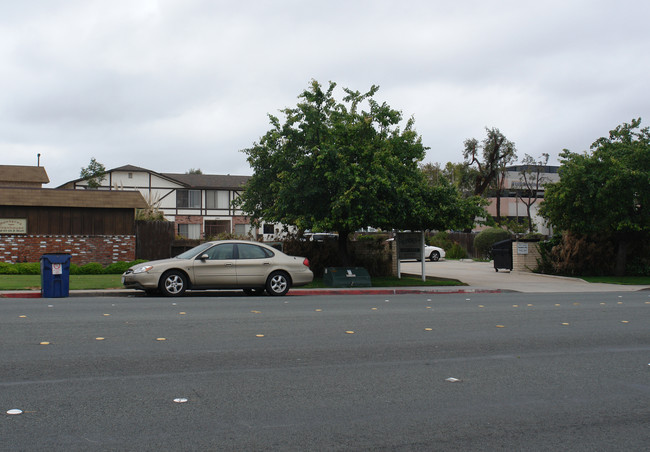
<box><xmin>135</xmin><ymin>221</ymin><xmax>174</xmax><ymax>261</ymax></box>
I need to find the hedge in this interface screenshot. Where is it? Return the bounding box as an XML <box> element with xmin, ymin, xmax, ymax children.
<box><xmin>0</xmin><ymin>260</ymin><xmax>148</xmax><ymax>275</ymax></box>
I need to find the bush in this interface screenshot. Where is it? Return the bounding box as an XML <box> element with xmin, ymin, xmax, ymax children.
<box><xmin>15</xmin><ymin>262</ymin><xmax>41</xmax><ymax>275</ymax></box>
<box><xmin>0</xmin><ymin>260</ymin><xmax>150</xmax><ymax>276</ymax></box>
<box><xmin>427</xmin><ymin>231</ymin><xmax>453</xmax><ymax>250</ymax></box>
<box><xmin>473</xmin><ymin>228</ymin><xmax>512</xmax><ymax>259</ymax></box>
<box><xmin>77</xmin><ymin>262</ymin><xmax>106</xmax><ymax>275</ymax></box>
<box><xmin>536</xmin><ymin>233</ymin><xmax>615</xmax><ymax>276</ymax></box>
<box><xmin>446</xmin><ymin>243</ymin><xmax>468</xmax><ymax>259</ymax></box>
<box><xmin>104</xmin><ymin>262</ymin><xmax>133</xmax><ymax>274</ymax></box>
<box><xmin>0</xmin><ymin>262</ymin><xmax>19</xmax><ymax>275</ymax></box>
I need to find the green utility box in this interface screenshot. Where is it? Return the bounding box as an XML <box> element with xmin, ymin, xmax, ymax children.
<box><xmin>323</xmin><ymin>267</ymin><xmax>372</xmax><ymax>287</ymax></box>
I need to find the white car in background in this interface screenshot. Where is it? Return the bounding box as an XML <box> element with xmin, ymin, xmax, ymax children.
<box><xmin>424</xmin><ymin>245</ymin><xmax>445</xmax><ymax>262</ymax></box>
<box><xmin>387</xmin><ymin>238</ymin><xmax>446</xmax><ymax>262</ymax></box>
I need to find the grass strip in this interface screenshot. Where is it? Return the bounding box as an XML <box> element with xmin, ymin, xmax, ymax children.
<box><xmin>580</xmin><ymin>276</ymin><xmax>650</xmax><ymax>285</ymax></box>
<box><xmin>0</xmin><ymin>274</ymin><xmax>462</xmax><ymax>291</ymax></box>
<box><xmin>0</xmin><ymin>275</ymin><xmax>124</xmax><ymax>291</ymax></box>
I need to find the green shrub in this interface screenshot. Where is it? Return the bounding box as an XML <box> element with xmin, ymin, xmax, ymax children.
<box><xmin>446</xmin><ymin>243</ymin><xmax>467</xmax><ymax>259</ymax></box>
<box><xmin>427</xmin><ymin>231</ymin><xmax>453</xmax><ymax>250</ymax></box>
<box><xmin>78</xmin><ymin>262</ymin><xmax>105</xmax><ymax>275</ymax></box>
<box><xmin>69</xmin><ymin>264</ymin><xmax>81</xmax><ymax>275</ymax></box>
<box><xmin>103</xmin><ymin>261</ymin><xmax>146</xmax><ymax>274</ymax></box>
<box><xmin>15</xmin><ymin>262</ymin><xmax>41</xmax><ymax>275</ymax></box>
<box><xmin>104</xmin><ymin>262</ymin><xmax>134</xmax><ymax>274</ymax></box>
<box><xmin>474</xmin><ymin>228</ymin><xmax>511</xmax><ymax>259</ymax></box>
<box><xmin>0</xmin><ymin>262</ymin><xmax>19</xmax><ymax>275</ymax></box>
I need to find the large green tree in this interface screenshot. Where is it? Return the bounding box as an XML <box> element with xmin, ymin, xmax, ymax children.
<box><xmin>540</xmin><ymin>119</ymin><xmax>650</xmax><ymax>275</ymax></box>
<box><xmin>237</xmin><ymin>80</ymin><xmax>485</xmax><ymax>261</ymax></box>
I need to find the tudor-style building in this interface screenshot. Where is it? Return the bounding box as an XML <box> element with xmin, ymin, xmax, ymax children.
<box><xmin>60</xmin><ymin>165</ymin><xmax>254</xmax><ymax>239</ymax></box>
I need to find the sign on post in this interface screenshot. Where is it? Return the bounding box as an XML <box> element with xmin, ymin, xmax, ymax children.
<box><xmin>396</xmin><ymin>232</ymin><xmax>426</xmax><ymax>282</ymax></box>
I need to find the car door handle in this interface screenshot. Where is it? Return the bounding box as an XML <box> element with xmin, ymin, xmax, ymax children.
<box><xmin>263</xmin><ymin>262</ymin><xmax>270</xmax><ymax>265</ymax></box>
<box><xmin>225</xmin><ymin>263</ymin><xmax>233</xmax><ymax>267</ymax></box>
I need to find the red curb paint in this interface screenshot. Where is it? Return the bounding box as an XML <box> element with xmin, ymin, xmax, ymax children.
<box><xmin>0</xmin><ymin>292</ymin><xmax>42</xmax><ymax>298</ymax></box>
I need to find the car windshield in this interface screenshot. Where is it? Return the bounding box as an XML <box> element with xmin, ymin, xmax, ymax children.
<box><xmin>174</xmin><ymin>242</ymin><xmax>214</xmax><ymax>259</ymax></box>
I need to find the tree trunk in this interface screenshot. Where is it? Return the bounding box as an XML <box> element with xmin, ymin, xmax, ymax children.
<box><xmin>338</xmin><ymin>230</ymin><xmax>351</xmax><ymax>266</ymax></box>
<box><xmin>496</xmin><ymin>190</ymin><xmax>502</xmax><ymax>224</ymax></box>
<box><xmin>614</xmin><ymin>238</ymin><xmax>628</xmax><ymax>277</ymax></box>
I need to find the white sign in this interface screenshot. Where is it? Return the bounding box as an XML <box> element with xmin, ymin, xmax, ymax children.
<box><xmin>0</xmin><ymin>218</ymin><xmax>27</xmax><ymax>234</ymax></box>
<box><xmin>517</xmin><ymin>243</ymin><xmax>529</xmax><ymax>255</ymax></box>
<box><xmin>52</xmin><ymin>264</ymin><xmax>63</xmax><ymax>275</ymax></box>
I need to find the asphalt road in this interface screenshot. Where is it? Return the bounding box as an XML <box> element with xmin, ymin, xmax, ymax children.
<box><xmin>1</xmin><ymin>292</ymin><xmax>649</xmax><ymax>451</ymax></box>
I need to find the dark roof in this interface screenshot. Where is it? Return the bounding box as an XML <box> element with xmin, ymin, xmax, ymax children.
<box><xmin>0</xmin><ymin>188</ymin><xmax>147</xmax><ymax>209</ymax></box>
<box><xmin>111</xmin><ymin>164</ymin><xmax>152</xmax><ymax>173</ymax></box>
<box><xmin>0</xmin><ymin>165</ymin><xmax>49</xmax><ymax>184</ymax></box>
<box><xmin>161</xmin><ymin>173</ymin><xmax>250</xmax><ymax>189</ymax></box>
<box><xmin>58</xmin><ymin>164</ymin><xmax>251</xmax><ymax>190</ymax></box>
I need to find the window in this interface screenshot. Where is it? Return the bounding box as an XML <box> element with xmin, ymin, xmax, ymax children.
<box><xmin>206</xmin><ymin>190</ymin><xmax>230</xmax><ymax>209</ymax></box>
<box><xmin>234</xmin><ymin>223</ymin><xmax>251</xmax><ymax>237</ymax></box>
<box><xmin>178</xmin><ymin>224</ymin><xmax>200</xmax><ymax>239</ymax></box>
<box><xmin>205</xmin><ymin>220</ymin><xmax>230</xmax><ymax>237</ymax></box>
<box><xmin>203</xmin><ymin>243</ymin><xmax>235</xmax><ymax>260</ymax></box>
<box><xmin>237</xmin><ymin>243</ymin><xmax>273</xmax><ymax>259</ymax></box>
<box><xmin>177</xmin><ymin>189</ymin><xmax>201</xmax><ymax>208</ymax></box>
<box><xmin>263</xmin><ymin>223</ymin><xmax>275</xmax><ymax>234</ymax></box>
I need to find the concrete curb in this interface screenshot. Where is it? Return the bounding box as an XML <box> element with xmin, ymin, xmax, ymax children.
<box><xmin>0</xmin><ymin>287</ymin><xmax>503</xmax><ymax>299</ymax></box>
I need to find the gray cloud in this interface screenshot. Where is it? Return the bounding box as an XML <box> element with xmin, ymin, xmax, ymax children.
<box><xmin>1</xmin><ymin>0</ymin><xmax>649</xmax><ymax>186</ymax></box>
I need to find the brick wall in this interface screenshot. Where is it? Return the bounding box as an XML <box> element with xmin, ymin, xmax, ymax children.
<box><xmin>0</xmin><ymin>235</ymin><xmax>136</xmax><ymax>265</ymax></box>
<box><xmin>512</xmin><ymin>240</ymin><xmax>541</xmax><ymax>272</ymax></box>
<box><xmin>174</xmin><ymin>215</ymin><xmax>204</xmax><ymax>236</ymax></box>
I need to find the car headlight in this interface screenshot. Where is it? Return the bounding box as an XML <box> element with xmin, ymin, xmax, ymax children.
<box><xmin>132</xmin><ymin>265</ymin><xmax>154</xmax><ymax>274</ymax></box>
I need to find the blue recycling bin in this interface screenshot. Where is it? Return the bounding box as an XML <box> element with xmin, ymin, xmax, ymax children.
<box><xmin>40</xmin><ymin>253</ymin><xmax>71</xmax><ymax>298</ymax></box>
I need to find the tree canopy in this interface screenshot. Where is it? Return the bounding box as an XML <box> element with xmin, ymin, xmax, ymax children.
<box><xmin>237</xmin><ymin>80</ymin><xmax>485</xmax><ymax>257</ymax></box>
<box><xmin>540</xmin><ymin>118</ymin><xmax>650</xmax><ymax>274</ymax></box>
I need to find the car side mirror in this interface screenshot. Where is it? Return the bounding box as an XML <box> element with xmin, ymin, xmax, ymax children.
<box><xmin>200</xmin><ymin>254</ymin><xmax>209</xmax><ymax>261</ymax></box>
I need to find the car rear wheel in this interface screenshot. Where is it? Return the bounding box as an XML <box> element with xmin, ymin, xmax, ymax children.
<box><xmin>266</xmin><ymin>271</ymin><xmax>291</xmax><ymax>296</ymax></box>
<box><xmin>160</xmin><ymin>271</ymin><xmax>187</xmax><ymax>297</ymax></box>
<box><xmin>429</xmin><ymin>251</ymin><xmax>440</xmax><ymax>262</ymax></box>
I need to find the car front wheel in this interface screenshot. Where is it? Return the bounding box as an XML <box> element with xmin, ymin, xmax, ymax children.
<box><xmin>266</xmin><ymin>271</ymin><xmax>291</xmax><ymax>296</ymax></box>
<box><xmin>160</xmin><ymin>271</ymin><xmax>187</xmax><ymax>297</ymax></box>
<box><xmin>429</xmin><ymin>251</ymin><xmax>440</xmax><ymax>262</ymax></box>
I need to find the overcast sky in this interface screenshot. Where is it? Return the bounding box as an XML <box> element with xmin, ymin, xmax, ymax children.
<box><xmin>2</xmin><ymin>0</ymin><xmax>649</xmax><ymax>187</ymax></box>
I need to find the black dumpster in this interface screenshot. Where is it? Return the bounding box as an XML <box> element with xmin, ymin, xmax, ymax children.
<box><xmin>323</xmin><ymin>267</ymin><xmax>372</xmax><ymax>287</ymax></box>
<box><xmin>40</xmin><ymin>253</ymin><xmax>71</xmax><ymax>298</ymax></box>
<box><xmin>491</xmin><ymin>239</ymin><xmax>513</xmax><ymax>272</ymax></box>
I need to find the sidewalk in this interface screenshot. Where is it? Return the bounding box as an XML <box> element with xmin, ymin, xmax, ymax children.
<box><xmin>1</xmin><ymin>260</ymin><xmax>648</xmax><ymax>298</ymax></box>
<box><xmin>400</xmin><ymin>260</ymin><xmax>650</xmax><ymax>293</ymax></box>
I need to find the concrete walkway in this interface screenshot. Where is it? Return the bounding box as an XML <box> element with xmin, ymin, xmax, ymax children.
<box><xmin>400</xmin><ymin>260</ymin><xmax>650</xmax><ymax>293</ymax></box>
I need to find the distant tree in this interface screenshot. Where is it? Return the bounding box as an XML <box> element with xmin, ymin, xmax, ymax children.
<box><xmin>186</xmin><ymin>168</ymin><xmax>203</xmax><ymax>175</ymax></box>
<box><xmin>420</xmin><ymin>162</ymin><xmax>443</xmax><ymax>186</ymax></box>
<box><xmin>516</xmin><ymin>153</ymin><xmax>550</xmax><ymax>233</ymax></box>
<box><xmin>442</xmin><ymin>161</ymin><xmax>477</xmax><ymax>195</ymax></box>
<box><xmin>463</xmin><ymin>128</ymin><xmax>517</xmax><ymax>222</ymax></box>
<box><xmin>80</xmin><ymin>157</ymin><xmax>106</xmax><ymax>189</ymax></box>
<box><xmin>540</xmin><ymin>119</ymin><xmax>650</xmax><ymax>275</ymax></box>
<box><xmin>420</xmin><ymin>163</ymin><xmax>490</xmax><ymax>229</ymax></box>
<box><xmin>236</xmin><ymin>80</ymin><xmax>486</xmax><ymax>262</ymax></box>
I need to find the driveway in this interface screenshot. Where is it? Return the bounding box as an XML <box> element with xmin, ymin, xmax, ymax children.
<box><xmin>400</xmin><ymin>260</ymin><xmax>650</xmax><ymax>293</ymax></box>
